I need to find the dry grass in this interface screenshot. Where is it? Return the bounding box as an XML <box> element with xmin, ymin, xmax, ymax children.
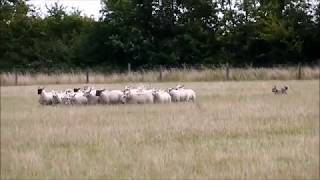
<box><xmin>1</xmin><ymin>80</ymin><xmax>319</xmax><ymax>179</ymax></box>
<box><xmin>1</xmin><ymin>66</ymin><xmax>319</xmax><ymax>86</ymax></box>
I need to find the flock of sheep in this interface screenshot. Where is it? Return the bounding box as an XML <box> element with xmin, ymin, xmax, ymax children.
<box><xmin>37</xmin><ymin>85</ymin><xmax>196</xmax><ymax>105</ymax></box>
<box><xmin>37</xmin><ymin>83</ymin><xmax>288</xmax><ymax>105</ymax></box>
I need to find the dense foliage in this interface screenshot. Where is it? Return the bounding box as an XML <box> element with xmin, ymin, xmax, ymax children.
<box><xmin>0</xmin><ymin>0</ymin><xmax>319</xmax><ymax>72</ymax></box>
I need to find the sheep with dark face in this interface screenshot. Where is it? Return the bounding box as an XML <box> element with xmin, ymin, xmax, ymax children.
<box><xmin>281</xmin><ymin>86</ymin><xmax>288</xmax><ymax>94</ymax></box>
<box><xmin>272</xmin><ymin>86</ymin><xmax>280</xmax><ymax>94</ymax></box>
<box><xmin>38</xmin><ymin>87</ymin><xmax>54</xmax><ymax>105</ymax></box>
<box><xmin>74</xmin><ymin>88</ymin><xmax>81</xmax><ymax>92</ymax></box>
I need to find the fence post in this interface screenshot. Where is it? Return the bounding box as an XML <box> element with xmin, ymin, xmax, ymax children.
<box><xmin>15</xmin><ymin>69</ymin><xmax>18</xmax><ymax>85</ymax></box>
<box><xmin>86</xmin><ymin>69</ymin><xmax>89</xmax><ymax>83</ymax></box>
<box><xmin>226</xmin><ymin>63</ymin><xmax>230</xmax><ymax>81</ymax></box>
<box><xmin>159</xmin><ymin>65</ymin><xmax>163</xmax><ymax>81</ymax></box>
<box><xmin>128</xmin><ymin>63</ymin><xmax>131</xmax><ymax>75</ymax></box>
<box><xmin>297</xmin><ymin>63</ymin><xmax>302</xmax><ymax>80</ymax></box>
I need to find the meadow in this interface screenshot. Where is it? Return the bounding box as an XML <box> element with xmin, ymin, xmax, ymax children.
<box><xmin>1</xmin><ymin>80</ymin><xmax>319</xmax><ymax>179</ymax></box>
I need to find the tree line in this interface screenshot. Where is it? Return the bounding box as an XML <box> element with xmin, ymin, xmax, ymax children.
<box><xmin>1</xmin><ymin>0</ymin><xmax>319</xmax><ymax>72</ymax></box>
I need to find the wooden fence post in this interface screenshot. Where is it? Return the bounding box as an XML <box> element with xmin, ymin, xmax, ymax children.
<box><xmin>159</xmin><ymin>65</ymin><xmax>163</xmax><ymax>81</ymax></box>
<box><xmin>297</xmin><ymin>63</ymin><xmax>302</xmax><ymax>80</ymax></box>
<box><xmin>15</xmin><ymin>69</ymin><xmax>18</xmax><ymax>85</ymax></box>
<box><xmin>226</xmin><ymin>63</ymin><xmax>230</xmax><ymax>81</ymax></box>
<box><xmin>128</xmin><ymin>63</ymin><xmax>131</xmax><ymax>75</ymax></box>
<box><xmin>86</xmin><ymin>69</ymin><xmax>89</xmax><ymax>83</ymax></box>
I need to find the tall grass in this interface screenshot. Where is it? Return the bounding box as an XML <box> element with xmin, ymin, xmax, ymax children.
<box><xmin>1</xmin><ymin>81</ymin><xmax>319</xmax><ymax>179</ymax></box>
<box><xmin>1</xmin><ymin>66</ymin><xmax>319</xmax><ymax>86</ymax></box>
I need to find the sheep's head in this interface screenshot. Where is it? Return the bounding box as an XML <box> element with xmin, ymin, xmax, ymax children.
<box><xmin>52</xmin><ymin>92</ymin><xmax>58</xmax><ymax>98</ymax></box>
<box><xmin>121</xmin><ymin>92</ymin><xmax>129</xmax><ymax>103</ymax></box>
<box><xmin>124</xmin><ymin>90</ymin><xmax>131</xmax><ymax>96</ymax></box>
<box><xmin>83</xmin><ymin>85</ymin><xmax>89</xmax><ymax>90</ymax></box>
<box><xmin>74</xmin><ymin>88</ymin><xmax>81</xmax><ymax>92</ymax></box>
<box><xmin>62</xmin><ymin>94</ymin><xmax>72</xmax><ymax>105</ymax></box>
<box><xmin>83</xmin><ymin>92</ymin><xmax>90</xmax><ymax>97</ymax></box>
<box><xmin>83</xmin><ymin>87</ymin><xmax>93</xmax><ymax>97</ymax></box>
<box><xmin>38</xmin><ymin>87</ymin><xmax>44</xmax><ymax>94</ymax></box>
<box><xmin>69</xmin><ymin>94</ymin><xmax>77</xmax><ymax>103</ymax></box>
<box><xmin>152</xmin><ymin>90</ymin><xmax>162</xmax><ymax>101</ymax></box>
<box><xmin>52</xmin><ymin>92</ymin><xmax>60</xmax><ymax>103</ymax></box>
<box><xmin>120</xmin><ymin>93</ymin><xmax>127</xmax><ymax>104</ymax></box>
<box><xmin>168</xmin><ymin>88</ymin><xmax>175</xmax><ymax>92</ymax></box>
<box><xmin>281</xmin><ymin>86</ymin><xmax>288</xmax><ymax>94</ymax></box>
<box><xmin>124</xmin><ymin>86</ymin><xmax>130</xmax><ymax>90</ymax></box>
<box><xmin>123</xmin><ymin>87</ymin><xmax>131</xmax><ymax>95</ymax></box>
<box><xmin>122</xmin><ymin>90</ymin><xmax>133</xmax><ymax>101</ymax></box>
<box><xmin>65</xmin><ymin>89</ymin><xmax>73</xmax><ymax>94</ymax></box>
<box><xmin>272</xmin><ymin>86</ymin><xmax>278</xmax><ymax>93</ymax></box>
<box><xmin>175</xmin><ymin>84</ymin><xmax>184</xmax><ymax>89</ymax></box>
<box><xmin>152</xmin><ymin>90</ymin><xmax>157</xmax><ymax>96</ymax></box>
<box><xmin>152</xmin><ymin>90</ymin><xmax>161</xmax><ymax>97</ymax></box>
<box><xmin>96</xmin><ymin>89</ymin><xmax>105</xmax><ymax>96</ymax></box>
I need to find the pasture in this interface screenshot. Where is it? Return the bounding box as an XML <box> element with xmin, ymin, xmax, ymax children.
<box><xmin>1</xmin><ymin>80</ymin><xmax>319</xmax><ymax>179</ymax></box>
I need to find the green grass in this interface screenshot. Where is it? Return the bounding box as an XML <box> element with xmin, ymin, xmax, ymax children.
<box><xmin>1</xmin><ymin>80</ymin><xmax>319</xmax><ymax>179</ymax></box>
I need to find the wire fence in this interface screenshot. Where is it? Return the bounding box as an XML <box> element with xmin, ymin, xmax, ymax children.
<box><xmin>1</xmin><ymin>64</ymin><xmax>319</xmax><ymax>86</ymax></box>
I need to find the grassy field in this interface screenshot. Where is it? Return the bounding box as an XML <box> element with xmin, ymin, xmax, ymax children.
<box><xmin>1</xmin><ymin>80</ymin><xmax>319</xmax><ymax>179</ymax></box>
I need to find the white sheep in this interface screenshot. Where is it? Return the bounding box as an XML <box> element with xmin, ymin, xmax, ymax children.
<box><xmin>168</xmin><ymin>85</ymin><xmax>196</xmax><ymax>102</ymax></box>
<box><xmin>38</xmin><ymin>87</ymin><xmax>54</xmax><ymax>105</ymax></box>
<box><xmin>70</xmin><ymin>91</ymin><xmax>88</xmax><ymax>105</ymax></box>
<box><xmin>168</xmin><ymin>88</ymin><xmax>179</xmax><ymax>102</ymax></box>
<box><xmin>182</xmin><ymin>88</ymin><xmax>196</xmax><ymax>102</ymax></box>
<box><xmin>96</xmin><ymin>89</ymin><xmax>126</xmax><ymax>104</ymax></box>
<box><xmin>152</xmin><ymin>90</ymin><xmax>171</xmax><ymax>103</ymax></box>
<box><xmin>123</xmin><ymin>88</ymin><xmax>154</xmax><ymax>104</ymax></box>
<box><xmin>52</xmin><ymin>91</ymin><xmax>64</xmax><ymax>104</ymax></box>
<box><xmin>52</xmin><ymin>90</ymin><xmax>74</xmax><ymax>105</ymax></box>
<box><xmin>83</xmin><ymin>87</ymin><xmax>99</xmax><ymax>104</ymax></box>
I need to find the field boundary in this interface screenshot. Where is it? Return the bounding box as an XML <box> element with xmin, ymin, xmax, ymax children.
<box><xmin>1</xmin><ymin>66</ymin><xmax>319</xmax><ymax>86</ymax></box>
